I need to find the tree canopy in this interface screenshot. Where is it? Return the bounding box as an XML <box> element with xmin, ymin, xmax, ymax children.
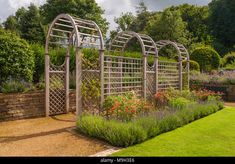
<box><xmin>4</xmin><ymin>4</ymin><xmax>45</xmax><ymax>44</ymax></box>
<box><xmin>145</xmin><ymin>8</ymin><xmax>191</xmax><ymax>46</ymax></box>
<box><xmin>209</xmin><ymin>0</ymin><xmax>235</xmax><ymax>48</ymax></box>
<box><xmin>40</xmin><ymin>0</ymin><xmax>109</xmax><ymax>36</ymax></box>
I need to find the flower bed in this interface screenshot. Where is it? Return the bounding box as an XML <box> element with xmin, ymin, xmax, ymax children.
<box><xmin>190</xmin><ymin>71</ymin><xmax>235</xmax><ymax>101</ymax></box>
<box><xmin>76</xmin><ymin>89</ymin><xmax>224</xmax><ymax>147</ymax></box>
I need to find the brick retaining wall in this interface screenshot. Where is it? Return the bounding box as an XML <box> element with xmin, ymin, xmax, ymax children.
<box><xmin>0</xmin><ymin>90</ymin><xmax>76</xmax><ymax>122</ymax></box>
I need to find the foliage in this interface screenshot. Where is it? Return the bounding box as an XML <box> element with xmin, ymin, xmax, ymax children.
<box><xmin>209</xmin><ymin>0</ymin><xmax>235</xmax><ymax>48</ymax></box>
<box><xmin>190</xmin><ymin>71</ymin><xmax>235</xmax><ymax>85</ymax></box>
<box><xmin>77</xmin><ymin>100</ymin><xmax>223</xmax><ymax>147</ymax></box>
<box><xmin>183</xmin><ymin>60</ymin><xmax>200</xmax><ymax>72</ymax></box>
<box><xmin>112</xmin><ymin>107</ymin><xmax>234</xmax><ymax>157</ymax></box>
<box><xmin>102</xmin><ymin>92</ymin><xmax>153</xmax><ymax>122</ymax></box>
<box><xmin>154</xmin><ymin>88</ymin><xmax>194</xmax><ymax>109</ymax></box>
<box><xmin>221</xmin><ymin>52</ymin><xmax>235</xmax><ymax>67</ymax></box>
<box><xmin>30</xmin><ymin>43</ymin><xmax>45</xmax><ymax>83</ymax></box>
<box><xmin>82</xmin><ymin>79</ymin><xmax>101</xmax><ymax>110</ymax></box>
<box><xmin>192</xmin><ymin>89</ymin><xmax>223</xmax><ymax>102</ymax></box>
<box><xmin>0</xmin><ymin>29</ymin><xmax>35</xmax><ymax>84</ymax></box>
<box><xmin>4</xmin><ymin>4</ymin><xmax>45</xmax><ymax>44</ymax></box>
<box><xmin>129</xmin><ymin>1</ymin><xmax>152</xmax><ymax>33</ymax></box>
<box><xmin>114</xmin><ymin>12</ymin><xmax>135</xmax><ymax>32</ymax></box>
<box><xmin>169</xmin><ymin>4</ymin><xmax>212</xmax><ymax>45</ymax></box>
<box><xmin>40</xmin><ymin>0</ymin><xmax>109</xmax><ymax>36</ymax></box>
<box><xmin>3</xmin><ymin>15</ymin><xmax>20</xmax><ymax>34</ymax></box>
<box><xmin>145</xmin><ymin>8</ymin><xmax>191</xmax><ymax>47</ymax></box>
<box><xmin>169</xmin><ymin>97</ymin><xmax>191</xmax><ymax>110</ymax></box>
<box><xmin>191</xmin><ymin>47</ymin><xmax>221</xmax><ymax>72</ymax></box>
<box><xmin>223</xmin><ymin>63</ymin><xmax>235</xmax><ymax>71</ymax></box>
<box><xmin>77</xmin><ymin>115</ymin><xmax>147</xmax><ymax>147</ymax></box>
<box><xmin>1</xmin><ymin>78</ymin><xmax>35</xmax><ymax>93</ymax></box>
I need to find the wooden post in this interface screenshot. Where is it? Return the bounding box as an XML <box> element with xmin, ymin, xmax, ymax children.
<box><xmin>155</xmin><ymin>56</ymin><xmax>158</xmax><ymax>94</ymax></box>
<box><xmin>179</xmin><ymin>57</ymin><xmax>183</xmax><ymax>91</ymax></box>
<box><xmin>45</xmin><ymin>54</ymin><xmax>50</xmax><ymax>117</ymax></box>
<box><xmin>76</xmin><ymin>47</ymin><xmax>82</xmax><ymax>116</ymax></box>
<box><xmin>143</xmin><ymin>56</ymin><xmax>147</xmax><ymax>100</ymax></box>
<box><xmin>65</xmin><ymin>54</ymin><xmax>70</xmax><ymax>113</ymax></box>
<box><xmin>187</xmin><ymin>59</ymin><xmax>190</xmax><ymax>90</ymax></box>
<box><xmin>100</xmin><ymin>49</ymin><xmax>105</xmax><ymax>107</ymax></box>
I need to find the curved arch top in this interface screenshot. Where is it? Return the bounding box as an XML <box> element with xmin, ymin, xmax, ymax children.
<box><xmin>155</xmin><ymin>40</ymin><xmax>189</xmax><ymax>61</ymax></box>
<box><xmin>108</xmin><ymin>31</ymin><xmax>158</xmax><ymax>57</ymax></box>
<box><xmin>45</xmin><ymin>13</ymin><xmax>105</xmax><ymax>54</ymax></box>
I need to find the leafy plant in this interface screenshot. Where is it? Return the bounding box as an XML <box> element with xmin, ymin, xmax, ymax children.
<box><xmin>182</xmin><ymin>60</ymin><xmax>200</xmax><ymax>72</ymax></box>
<box><xmin>77</xmin><ymin>115</ymin><xmax>147</xmax><ymax>147</ymax></box>
<box><xmin>191</xmin><ymin>47</ymin><xmax>221</xmax><ymax>72</ymax></box>
<box><xmin>102</xmin><ymin>92</ymin><xmax>153</xmax><ymax>121</ymax></box>
<box><xmin>77</xmin><ymin>100</ymin><xmax>223</xmax><ymax>147</ymax></box>
<box><xmin>0</xmin><ymin>29</ymin><xmax>35</xmax><ymax>84</ymax></box>
<box><xmin>169</xmin><ymin>97</ymin><xmax>191</xmax><ymax>110</ymax></box>
<box><xmin>1</xmin><ymin>78</ymin><xmax>35</xmax><ymax>93</ymax></box>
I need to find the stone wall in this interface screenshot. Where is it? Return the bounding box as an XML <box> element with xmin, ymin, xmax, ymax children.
<box><xmin>0</xmin><ymin>90</ymin><xmax>76</xmax><ymax>122</ymax></box>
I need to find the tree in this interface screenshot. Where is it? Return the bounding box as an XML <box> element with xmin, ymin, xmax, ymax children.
<box><xmin>114</xmin><ymin>12</ymin><xmax>135</xmax><ymax>32</ymax></box>
<box><xmin>40</xmin><ymin>0</ymin><xmax>109</xmax><ymax>36</ymax></box>
<box><xmin>209</xmin><ymin>0</ymin><xmax>235</xmax><ymax>48</ymax></box>
<box><xmin>130</xmin><ymin>1</ymin><xmax>152</xmax><ymax>33</ymax></box>
<box><xmin>145</xmin><ymin>9</ymin><xmax>191</xmax><ymax>46</ymax></box>
<box><xmin>4</xmin><ymin>4</ymin><xmax>45</xmax><ymax>44</ymax></box>
<box><xmin>169</xmin><ymin>4</ymin><xmax>212</xmax><ymax>44</ymax></box>
<box><xmin>4</xmin><ymin>16</ymin><xmax>19</xmax><ymax>34</ymax></box>
<box><xmin>19</xmin><ymin>4</ymin><xmax>45</xmax><ymax>44</ymax></box>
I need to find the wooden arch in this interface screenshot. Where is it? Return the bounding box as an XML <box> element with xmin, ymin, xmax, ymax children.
<box><xmin>45</xmin><ymin>13</ymin><xmax>104</xmax><ymax>116</ymax></box>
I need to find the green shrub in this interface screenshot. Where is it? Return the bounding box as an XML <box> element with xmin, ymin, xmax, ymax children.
<box><xmin>159</xmin><ymin>115</ymin><xmax>182</xmax><ymax>132</ymax></box>
<box><xmin>182</xmin><ymin>60</ymin><xmax>200</xmax><ymax>72</ymax></box>
<box><xmin>76</xmin><ymin>115</ymin><xmax>105</xmax><ymax>137</ymax></box>
<box><xmin>169</xmin><ymin>97</ymin><xmax>191</xmax><ymax>110</ymax></box>
<box><xmin>0</xmin><ymin>29</ymin><xmax>34</xmax><ymax>84</ymax></box>
<box><xmin>77</xmin><ymin>100</ymin><xmax>223</xmax><ymax>147</ymax></box>
<box><xmin>103</xmin><ymin>121</ymin><xmax>147</xmax><ymax>147</ymax></box>
<box><xmin>77</xmin><ymin>115</ymin><xmax>147</xmax><ymax>147</ymax></box>
<box><xmin>82</xmin><ymin>78</ymin><xmax>101</xmax><ymax>110</ymax></box>
<box><xmin>1</xmin><ymin>78</ymin><xmax>35</xmax><ymax>93</ymax></box>
<box><xmin>222</xmin><ymin>52</ymin><xmax>235</xmax><ymax>66</ymax></box>
<box><xmin>134</xmin><ymin>116</ymin><xmax>160</xmax><ymax>138</ymax></box>
<box><xmin>191</xmin><ymin>47</ymin><xmax>221</xmax><ymax>72</ymax></box>
<box><xmin>30</xmin><ymin>43</ymin><xmax>45</xmax><ymax>83</ymax></box>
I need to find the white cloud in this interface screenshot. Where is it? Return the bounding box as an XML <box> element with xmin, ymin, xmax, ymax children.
<box><xmin>96</xmin><ymin>0</ymin><xmax>136</xmax><ymax>32</ymax></box>
<box><xmin>0</xmin><ymin>0</ymin><xmax>45</xmax><ymax>22</ymax></box>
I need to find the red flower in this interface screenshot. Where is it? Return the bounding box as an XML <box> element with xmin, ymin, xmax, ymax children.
<box><xmin>131</xmin><ymin>109</ymin><xmax>136</xmax><ymax>114</ymax></box>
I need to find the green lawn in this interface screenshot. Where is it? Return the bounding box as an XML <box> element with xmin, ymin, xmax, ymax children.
<box><xmin>111</xmin><ymin>107</ymin><xmax>235</xmax><ymax>156</ymax></box>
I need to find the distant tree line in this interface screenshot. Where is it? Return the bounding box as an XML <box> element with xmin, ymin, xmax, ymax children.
<box><xmin>2</xmin><ymin>0</ymin><xmax>235</xmax><ymax>56</ymax></box>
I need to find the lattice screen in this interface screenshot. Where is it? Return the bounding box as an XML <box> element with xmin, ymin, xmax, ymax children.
<box><xmin>82</xmin><ymin>69</ymin><xmax>100</xmax><ymax>112</ymax></box>
<box><xmin>158</xmin><ymin>60</ymin><xmax>179</xmax><ymax>90</ymax></box>
<box><xmin>49</xmin><ymin>63</ymin><xmax>66</xmax><ymax>115</ymax></box>
<box><xmin>146</xmin><ymin>65</ymin><xmax>156</xmax><ymax>97</ymax></box>
<box><xmin>103</xmin><ymin>55</ymin><xmax>143</xmax><ymax>97</ymax></box>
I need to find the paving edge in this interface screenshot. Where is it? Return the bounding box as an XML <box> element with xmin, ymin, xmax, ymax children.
<box><xmin>66</xmin><ymin>127</ymin><xmax>122</xmax><ymax>157</ymax></box>
<box><xmin>89</xmin><ymin>147</ymin><xmax>122</xmax><ymax>157</ymax></box>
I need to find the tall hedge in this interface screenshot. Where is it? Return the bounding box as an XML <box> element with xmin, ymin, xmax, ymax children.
<box><xmin>0</xmin><ymin>29</ymin><xmax>34</xmax><ymax>83</ymax></box>
<box><xmin>190</xmin><ymin>47</ymin><xmax>221</xmax><ymax>72</ymax></box>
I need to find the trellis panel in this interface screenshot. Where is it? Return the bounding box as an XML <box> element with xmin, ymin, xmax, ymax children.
<box><xmin>103</xmin><ymin>55</ymin><xmax>143</xmax><ymax>97</ymax></box>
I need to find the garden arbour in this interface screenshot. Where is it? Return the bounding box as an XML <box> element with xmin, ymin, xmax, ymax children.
<box><xmin>45</xmin><ymin>14</ymin><xmax>189</xmax><ymax>116</ymax></box>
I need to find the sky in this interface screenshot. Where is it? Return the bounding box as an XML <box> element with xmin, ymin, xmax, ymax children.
<box><xmin>0</xmin><ymin>0</ymin><xmax>212</xmax><ymax>33</ymax></box>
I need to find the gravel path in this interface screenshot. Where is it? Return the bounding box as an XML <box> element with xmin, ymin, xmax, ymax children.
<box><xmin>224</xmin><ymin>102</ymin><xmax>235</xmax><ymax>107</ymax></box>
<box><xmin>0</xmin><ymin>113</ymin><xmax>110</xmax><ymax>156</ymax></box>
